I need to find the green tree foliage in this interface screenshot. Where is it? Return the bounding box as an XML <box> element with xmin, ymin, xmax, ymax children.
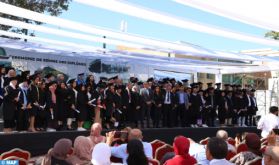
<box><xmin>0</xmin><ymin>0</ymin><xmax>71</xmax><ymax>36</ymax></box>
<box><xmin>265</xmin><ymin>31</ymin><xmax>279</xmax><ymax>40</ymax></box>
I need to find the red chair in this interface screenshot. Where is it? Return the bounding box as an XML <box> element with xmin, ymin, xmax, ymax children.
<box><xmin>236</xmin><ymin>142</ymin><xmax>248</xmax><ymax>153</ymax></box>
<box><xmin>245</xmin><ymin>156</ymin><xmax>262</xmax><ymax>165</ymax></box>
<box><xmin>149</xmin><ymin>159</ymin><xmax>160</xmax><ymax>165</ymax></box>
<box><xmin>199</xmin><ymin>137</ymin><xmax>210</xmax><ymax>145</ymax></box>
<box><xmin>151</xmin><ymin>140</ymin><xmax>166</xmax><ymax>158</ymax></box>
<box><xmin>226</xmin><ymin>150</ymin><xmax>236</xmax><ymax>160</ymax></box>
<box><xmin>155</xmin><ymin>144</ymin><xmax>174</xmax><ymax>162</ymax></box>
<box><xmin>227</xmin><ymin>137</ymin><xmax>236</xmax><ymax>146</ymax></box>
<box><xmin>3</xmin><ymin>156</ymin><xmax>28</xmax><ymax>165</ymax></box>
<box><xmin>0</xmin><ymin>148</ymin><xmax>31</xmax><ymax>161</ymax></box>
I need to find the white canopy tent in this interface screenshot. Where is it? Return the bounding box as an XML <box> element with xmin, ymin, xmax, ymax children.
<box><xmin>173</xmin><ymin>0</ymin><xmax>279</xmax><ymax>32</ymax></box>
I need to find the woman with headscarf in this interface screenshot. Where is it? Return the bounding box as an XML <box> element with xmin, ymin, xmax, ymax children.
<box><xmin>230</xmin><ymin>133</ymin><xmax>262</xmax><ymax>165</ymax></box>
<box><xmin>42</xmin><ymin>138</ymin><xmax>73</xmax><ymax>165</ymax></box>
<box><xmin>88</xmin><ymin>123</ymin><xmax>106</xmax><ymax>149</ymax></box>
<box><xmin>165</xmin><ymin>136</ymin><xmax>197</xmax><ymax>165</ymax></box>
<box><xmin>91</xmin><ymin>143</ymin><xmax>123</xmax><ymax>165</ymax></box>
<box><xmin>66</xmin><ymin>136</ymin><xmax>92</xmax><ymax>165</ymax></box>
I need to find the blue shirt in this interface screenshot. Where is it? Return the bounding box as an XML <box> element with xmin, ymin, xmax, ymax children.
<box><xmin>111</xmin><ymin>141</ymin><xmax>152</xmax><ymax>165</ymax></box>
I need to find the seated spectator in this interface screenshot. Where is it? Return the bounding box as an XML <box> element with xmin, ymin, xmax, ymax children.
<box><xmin>264</xmin><ymin>146</ymin><xmax>279</xmax><ymax>165</ymax></box>
<box><xmin>165</xmin><ymin>136</ymin><xmax>197</xmax><ymax>165</ymax></box>
<box><xmin>127</xmin><ymin>139</ymin><xmax>149</xmax><ymax>165</ymax></box>
<box><xmin>42</xmin><ymin>138</ymin><xmax>73</xmax><ymax>165</ymax></box>
<box><xmin>206</xmin><ymin>137</ymin><xmax>233</xmax><ymax>165</ymax></box>
<box><xmin>66</xmin><ymin>136</ymin><xmax>92</xmax><ymax>165</ymax></box>
<box><xmin>91</xmin><ymin>143</ymin><xmax>123</xmax><ymax>165</ymax></box>
<box><xmin>106</xmin><ymin>129</ymin><xmax>152</xmax><ymax>164</ymax></box>
<box><xmin>160</xmin><ymin>152</ymin><xmax>175</xmax><ymax>165</ymax></box>
<box><xmin>188</xmin><ymin>138</ymin><xmax>209</xmax><ymax>165</ymax></box>
<box><xmin>88</xmin><ymin>123</ymin><xmax>106</xmax><ymax>148</ymax></box>
<box><xmin>216</xmin><ymin>130</ymin><xmax>236</xmax><ymax>153</ymax></box>
<box><xmin>230</xmin><ymin>133</ymin><xmax>261</xmax><ymax>165</ymax></box>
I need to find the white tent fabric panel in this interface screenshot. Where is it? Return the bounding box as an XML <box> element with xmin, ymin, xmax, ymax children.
<box><xmin>173</xmin><ymin>0</ymin><xmax>279</xmax><ymax>32</ymax></box>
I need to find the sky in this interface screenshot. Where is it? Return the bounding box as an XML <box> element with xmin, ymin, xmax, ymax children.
<box><xmin>37</xmin><ymin>0</ymin><xmax>278</xmax><ymax>52</ymax></box>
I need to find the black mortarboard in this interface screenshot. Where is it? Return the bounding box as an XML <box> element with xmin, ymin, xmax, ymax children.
<box><xmin>182</xmin><ymin>79</ymin><xmax>188</xmax><ymax>83</ymax></box>
<box><xmin>207</xmin><ymin>82</ymin><xmax>213</xmax><ymax>86</ymax></box>
<box><xmin>9</xmin><ymin>77</ymin><xmax>17</xmax><ymax>82</ymax></box>
<box><xmin>197</xmin><ymin>82</ymin><xmax>203</xmax><ymax>85</ymax></box>
<box><xmin>78</xmin><ymin>73</ymin><xmax>85</xmax><ymax>76</ymax></box>
<box><xmin>242</xmin><ymin>89</ymin><xmax>247</xmax><ymax>93</ymax></box>
<box><xmin>158</xmin><ymin>80</ymin><xmax>164</xmax><ymax>85</ymax></box>
<box><xmin>137</xmin><ymin>81</ymin><xmax>143</xmax><ymax>86</ymax></box>
<box><xmin>251</xmin><ymin>89</ymin><xmax>256</xmax><ymax>92</ymax></box>
<box><xmin>97</xmin><ymin>82</ymin><xmax>107</xmax><ymax>89</ymax></box>
<box><xmin>163</xmin><ymin>78</ymin><xmax>170</xmax><ymax>82</ymax></box>
<box><xmin>190</xmin><ymin>83</ymin><xmax>198</xmax><ymax>88</ymax></box>
<box><xmin>45</xmin><ymin>73</ymin><xmax>54</xmax><ymax>79</ymax></box>
<box><xmin>67</xmin><ymin>78</ymin><xmax>76</xmax><ymax>84</ymax></box>
<box><xmin>34</xmin><ymin>70</ymin><xmax>43</xmax><ymax>74</ymax></box>
<box><xmin>130</xmin><ymin>77</ymin><xmax>138</xmax><ymax>83</ymax></box>
<box><xmin>147</xmin><ymin>77</ymin><xmax>154</xmax><ymax>82</ymax></box>
<box><xmin>99</xmin><ymin>77</ymin><xmax>108</xmax><ymax>81</ymax></box>
<box><xmin>215</xmin><ymin>83</ymin><xmax>221</xmax><ymax>86</ymax></box>
<box><xmin>177</xmin><ymin>81</ymin><xmax>183</xmax><ymax>86</ymax></box>
<box><xmin>21</xmin><ymin>70</ymin><xmax>30</xmax><ymax>76</ymax></box>
<box><xmin>236</xmin><ymin>84</ymin><xmax>242</xmax><ymax>88</ymax></box>
<box><xmin>224</xmin><ymin>84</ymin><xmax>231</xmax><ymax>87</ymax></box>
<box><xmin>30</xmin><ymin>73</ymin><xmax>40</xmax><ymax>81</ymax></box>
<box><xmin>208</xmin><ymin>87</ymin><xmax>214</xmax><ymax>91</ymax></box>
<box><xmin>170</xmin><ymin>78</ymin><xmax>176</xmax><ymax>82</ymax></box>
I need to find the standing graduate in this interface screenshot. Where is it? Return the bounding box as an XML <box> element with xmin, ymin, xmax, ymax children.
<box><xmin>153</xmin><ymin>85</ymin><xmax>164</xmax><ymax>128</ymax></box>
<box><xmin>140</xmin><ymin>82</ymin><xmax>153</xmax><ymax>128</ymax></box>
<box><xmin>17</xmin><ymin>78</ymin><xmax>31</xmax><ymax>131</ymax></box>
<box><xmin>28</xmin><ymin>74</ymin><xmax>40</xmax><ymax>132</ymax></box>
<box><xmin>189</xmin><ymin>85</ymin><xmax>202</xmax><ymax>127</ymax></box>
<box><xmin>36</xmin><ymin>80</ymin><xmax>48</xmax><ymax>130</ymax></box>
<box><xmin>56</xmin><ymin>82</ymin><xmax>69</xmax><ymax>130</ymax></box>
<box><xmin>76</xmin><ymin>84</ymin><xmax>88</xmax><ymax>131</ymax></box>
<box><xmin>45</xmin><ymin>81</ymin><xmax>58</xmax><ymax>131</ymax></box>
<box><xmin>225</xmin><ymin>90</ymin><xmax>235</xmax><ymax>126</ymax></box>
<box><xmin>205</xmin><ymin>87</ymin><xmax>217</xmax><ymax>127</ymax></box>
<box><xmin>114</xmin><ymin>85</ymin><xmax>123</xmax><ymax>128</ymax></box>
<box><xmin>131</xmin><ymin>85</ymin><xmax>142</xmax><ymax>128</ymax></box>
<box><xmin>162</xmin><ymin>83</ymin><xmax>177</xmax><ymax>128</ymax></box>
<box><xmin>104</xmin><ymin>84</ymin><xmax>116</xmax><ymax>129</ymax></box>
<box><xmin>0</xmin><ymin>65</ymin><xmax>6</xmax><ymax>106</ymax></box>
<box><xmin>2</xmin><ymin>77</ymin><xmax>19</xmax><ymax>133</ymax></box>
<box><xmin>66</xmin><ymin>79</ymin><xmax>78</xmax><ymax>130</ymax></box>
<box><xmin>235</xmin><ymin>90</ymin><xmax>247</xmax><ymax>127</ymax></box>
<box><xmin>248</xmin><ymin>89</ymin><xmax>258</xmax><ymax>126</ymax></box>
<box><xmin>217</xmin><ymin>91</ymin><xmax>228</xmax><ymax>127</ymax></box>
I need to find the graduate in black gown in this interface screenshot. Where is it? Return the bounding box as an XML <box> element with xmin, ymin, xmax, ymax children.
<box><xmin>189</xmin><ymin>85</ymin><xmax>202</xmax><ymax>127</ymax></box>
<box><xmin>56</xmin><ymin>82</ymin><xmax>69</xmax><ymax>130</ymax></box>
<box><xmin>218</xmin><ymin>91</ymin><xmax>228</xmax><ymax>127</ymax></box>
<box><xmin>76</xmin><ymin>84</ymin><xmax>88</xmax><ymax>131</ymax></box>
<box><xmin>28</xmin><ymin>74</ymin><xmax>40</xmax><ymax>132</ymax></box>
<box><xmin>66</xmin><ymin>79</ymin><xmax>77</xmax><ymax>130</ymax></box>
<box><xmin>114</xmin><ymin>85</ymin><xmax>123</xmax><ymax>128</ymax></box>
<box><xmin>131</xmin><ymin>85</ymin><xmax>142</xmax><ymax>128</ymax></box>
<box><xmin>153</xmin><ymin>85</ymin><xmax>164</xmax><ymax>128</ymax></box>
<box><xmin>45</xmin><ymin>81</ymin><xmax>58</xmax><ymax>131</ymax></box>
<box><xmin>3</xmin><ymin>77</ymin><xmax>19</xmax><ymax>133</ymax></box>
<box><xmin>0</xmin><ymin>65</ymin><xmax>6</xmax><ymax>107</ymax></box>
<box><xmin>35</xmin><ymin>80</ymin><xmax>48</xmax><ymax>130</ymax></box>
<box><xmin>225</xmin><ymin>90</ymin><xmax>235</xmax><ymax>126</ymax></box>
<box><xmin>104</xmin><ymin>84</ymin><xmax>116</xmax><ymax>129</ymax></box>
<box><xmin>17</xmin><ymin>78</ymin><xmax>31</xmax><ymax>131</ymax></box>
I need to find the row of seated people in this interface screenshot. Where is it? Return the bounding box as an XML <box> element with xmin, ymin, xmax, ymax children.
<box><xmin>1</xmin><ymin>124</ymin><xmax>279</xmax><ymax>165</ymax></box>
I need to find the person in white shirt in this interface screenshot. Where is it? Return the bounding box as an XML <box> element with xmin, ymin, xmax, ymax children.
<box><xmin>257</xmin><ymin>106</ymin><xmax>279</xmax><ymax>138</ymax></box>
<box><xmin>188</xmin><ymin>139</ymin><xmax>209</xmax><ymax>165</ymax></box>
<box><xmin>106</xmin><ymin>129</ymin><xmax>152</xmax><ymax>165</ymax></box>
<box><xmin>206</xmin><ymin>137</ymin><xmax>234</xmax><ymax>165</ymax></box>
<box><xmin>216</xmin><ymin>130</ymin><xmax>236</xmax><ymax>153</ymax></box>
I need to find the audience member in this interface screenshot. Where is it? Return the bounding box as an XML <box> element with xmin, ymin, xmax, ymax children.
<box><xmin>230</xmin><ymin>133</ymin><xmax>261</xmax><ymax>165</ymax></box>
<box><xmin>88</xmin><ymin>123</ymin><xmax>106</xmax><ymax>148</ymax></box>
<box><xmin>216</xmin><ymin>130</ymin><xmax>236</xmax><ymax>152</ymax></box>
<box><xmin>257</xmin><ymin>106</ymin><xmax>279</xmax><ymax>138</ymax></box>
<box><xmin>165</xmin><ymin>136</ymin><xmax>197</xmax><ymax>165</ymax></box>
<box><xmin>126</xmin><ymin>139</ymin><xmax>149</xmax><ymax>165</ymax></box>
<box><xmin>91</xmin><ymin>143</ymin><xmax>122</xmax><ymax>165</ymax></box>
<box><xmin>264</xmin><ymin>146</ymin><xmax>279</xmax><ymax>165</ymax></box>
<box><xmin>206</xmin><ymin>137</ymin><xmax>233</xmax><ymax>165</ymax></box>
<box><xmin>188</xmin><ymin>138</ymin><xmax>209</xmax><ymax>165</ymax></box>
<box><xmin>106</xmin><ymin>129</ymin><xmax>152</xmax><ymax>164</ymax></box>
<box><xmin>42</xmin><ymin>138</ymin><xmax>73</xmax><ymax>165</ymax></box>
<box><xmin>66</xmin><ymin>136</ymin><xmax>92</xmax><ymax>165</ymax></box>
<box><xmin>160</xmin><ymin>152</ymin><xmax>175</xmax><ymax>165</ymax></box>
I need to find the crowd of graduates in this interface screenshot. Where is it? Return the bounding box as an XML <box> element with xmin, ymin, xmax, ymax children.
<box><xmin>0</xmin><ymin>65</ymin><xmax>258</xmax><ymax>133</ymax></box>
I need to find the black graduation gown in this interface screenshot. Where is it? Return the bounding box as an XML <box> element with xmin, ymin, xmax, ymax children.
<box><xmin>153</xmin><ymin>92</ymin><xmax>164</xmax><ymax>127</ymax></box>
<box><xmin>235</xmin><ymin>97</ymin><xmax>246</xmax><ymax>116</ymax></box>
<box><xmin>225</xmin><ymin>96</ymin><xmax>234</xmax><ymax>118</ymax></box>
<box><xmin>67</xmin><ymin>88</ymin><xmax>77</xmax><ymax>118</ymax></box>
<box><xmin>27</xmin><ymin>84</ymin><xmax>40</xmax><ymax>116</ymax></box>
<box><xmin>189</xmin><ymin>93</ymin><xmax>202</xmax><ymax>119</ymax></box>
<box><xmin>3</xmin><ymin>85</ymin><xmax>19</xmax><ymax>128</ymax></box>
<box><xmin>56</xmin><ymin>87</ymin><xmax>69</xmax><ymax>121</ymax></box>
<box><xmin>131</xmin><ymin>91</ymin><xmax>142</xmax><ymax>122</ymax></box>
<box><xmin>218</xmin><ymin>96</ymin><xmax>227</xmax><ymax>123</ymax></box>
<box><xmin>16</xmin><ymin>88</ymin><xmax>29</xmax><ymax>131</ymax></box>
<box><xmin>114</xmin><ymin>93</ymin><xmax>123</xmax><ymax>121</ymax></box>
<box><xmin>76</xmin><ymin>91</ymin><xmax>88</xmax><ymax>121</ymax></box>
<box><xmin>105</xmin><ymin>90</ymin><xmax>115</xmax><ymax>120</ymax></box>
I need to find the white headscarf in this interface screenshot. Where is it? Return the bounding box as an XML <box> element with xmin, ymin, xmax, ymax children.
<box><xmin>91</xmin><ymin>143</ymin><xmax>111</xmax><ymax>165</ymax></box>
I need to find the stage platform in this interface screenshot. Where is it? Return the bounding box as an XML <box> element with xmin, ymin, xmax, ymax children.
<box><xmin>0</xmin><ymin>127</ymin><xmax>259</xmax><ymax>156</ymax></box>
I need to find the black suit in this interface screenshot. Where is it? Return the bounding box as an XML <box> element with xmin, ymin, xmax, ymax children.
<box><xmin>162</xmin><ymin>91</ymin><xmax>177</xmax><ymax>127</ymax></box>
